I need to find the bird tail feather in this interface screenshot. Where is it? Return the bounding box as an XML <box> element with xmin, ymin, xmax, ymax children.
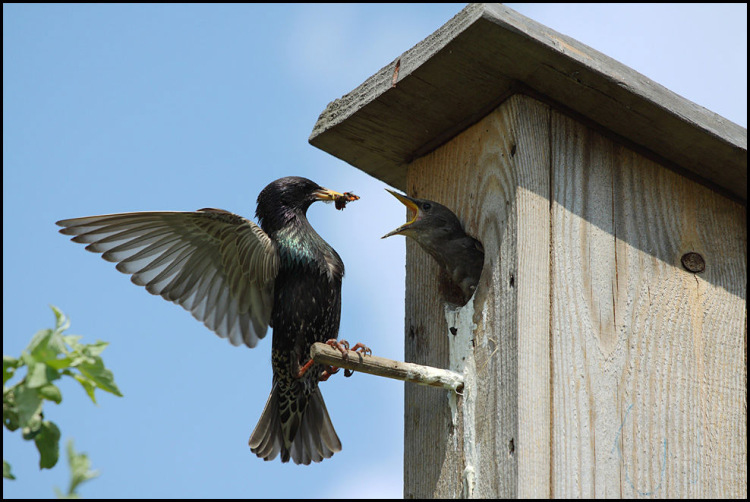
<box><xmin>248</xmin><ymin>383</ymin><xmax>341</xmax><ymax>465</ymax></box>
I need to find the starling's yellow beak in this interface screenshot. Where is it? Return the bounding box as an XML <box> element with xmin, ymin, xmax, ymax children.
<box><xmin>382</xmin><ymin>189</ymin><xmax>421</xmax><ymax>238</ymax></box>
<box><xmin>313</xmin><ymin>187</ymin><xmax>346</xmax><ymax>202</ymax></box>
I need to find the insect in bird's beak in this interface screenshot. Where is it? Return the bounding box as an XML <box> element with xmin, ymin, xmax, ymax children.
<box><xmin>335</xmin><ymin>192</ymin><xmax>360</xmax><ymax>210</ymax></box>
<box><xmin>382</xmin><ymin>189</ymin><xmax>421</xmax><ymax>238</ymax></box>
<box><xmin>314</xmin><ymin>188</ymin><xmax>360</xmax><ymax>210</ymax></box>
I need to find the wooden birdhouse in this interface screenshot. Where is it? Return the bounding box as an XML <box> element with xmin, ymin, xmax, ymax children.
<box><xmin>309</xmin><ymin>4</ymin><xmax>746</xmax><ymax>498</ymax></box>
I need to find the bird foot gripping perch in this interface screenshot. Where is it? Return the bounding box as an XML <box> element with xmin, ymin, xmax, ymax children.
<box><xmin>296</xmin><ymin>338</ymin><xmax>372</xmax><ymax>380</ymax></box>
<box><xmin>325</xmin><ymin>339</ymin><xmax>372</xmax><ymax>377</ymax></box>
<box><xmin>310</xmin><ymin>342</ymin><xmax>464</xmax><ymax>393</ymax></box>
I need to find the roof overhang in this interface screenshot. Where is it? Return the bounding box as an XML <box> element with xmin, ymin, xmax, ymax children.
<box><xmin>310</xmin><ymin>3</ymin><xmax>747</xmax><ymax>202</ymax></box>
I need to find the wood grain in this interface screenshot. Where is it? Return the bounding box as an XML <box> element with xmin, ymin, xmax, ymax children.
<box><xmin>402</xmin><ymin>93</ymin><xmax>746</xmax><ymax>498</ymax></box>
<box><xmin>550</xmin><ymin>111</ymin><xmax>747</xmax><ymax>498</ymax></box>
<box><xmin>404</xmin><ymin>94</ymin><xmax>552</xmax><ymax>498</ymax></box>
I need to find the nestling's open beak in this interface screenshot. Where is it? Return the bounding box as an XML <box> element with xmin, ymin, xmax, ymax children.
<box><xmin>382</xmin><ymin>189</ymin><xmax>421</xmax><ymax>238</ymax></box>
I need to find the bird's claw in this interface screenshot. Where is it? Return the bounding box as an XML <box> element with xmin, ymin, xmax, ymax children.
<box><xmin>344</xmin><ymin>342</ymin><xmax>372</xmax><ymax>377</ymax></box>
<box><xmin>326</xmin><ymin>339</ymin><xmax>372</xmax><ymax>359</ymax></box>
<box><xmin>347</xmin><ymin>342</ymin><xmax>372</xmax><ymax>357</ymax></box>
<box><xmin>325</xmin><ymin>339</ymin><xmax>371</xmax><ymax>378</ymax></box>
<box><xmin>325</xmin><ymin>338</ymin><xmax>350</xmax><ymax>357</ymax></box>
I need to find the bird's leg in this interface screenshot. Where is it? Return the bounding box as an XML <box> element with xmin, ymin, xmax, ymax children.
<box><xmin>295</xmin><ymin>339</ymin><xmax>349</xmax><ymax>379</ymax></box>
<box><xmin>297</xmin><ymin>359</ymin><xmax>341</xmax><ymax>382</ymax></box>
<box><xmin>318</xmin><ymin>338</ymin><xmax>349</xmax><ymax>382</ymax></box>
<box><xmin>295</xmin><ymin>357</ymin><xmax>316</xmax><ymax>379</ymax></box>
<box><xmin>319</xmin><ymin>365</ymin><xmax>340</xmax><ymax>382</ymax></box>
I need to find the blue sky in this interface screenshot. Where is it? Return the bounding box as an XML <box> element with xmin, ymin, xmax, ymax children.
<box><xmin>3</xmin><ymin>3</ymin><xmax>746</xmax><ymax>499</ymax></box>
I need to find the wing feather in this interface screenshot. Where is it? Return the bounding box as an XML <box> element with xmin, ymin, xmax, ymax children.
<box><xmin>57</xmin><ymin>210</ymin><xmax>279</xmax><ymax>348</ymax></box>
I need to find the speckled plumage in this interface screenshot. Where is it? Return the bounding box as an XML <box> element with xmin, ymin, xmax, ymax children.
<box><xmin>249</xmin><ymin>177</ymin><xmax>344</xmax><ymax>464</ymax></box>
<box><xmin>57</xmin><ymin>176</ymin><xmax>353</xmax><ymax>465</ymax></box>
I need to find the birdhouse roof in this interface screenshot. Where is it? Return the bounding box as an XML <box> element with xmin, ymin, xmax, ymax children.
<box><xmin>309</xmin><ymin>3</ymin><xmax>747</xmax><ymax>202</ymax></box>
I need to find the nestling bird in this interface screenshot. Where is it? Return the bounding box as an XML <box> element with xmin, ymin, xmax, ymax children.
<box><xmin>382</xmin><ymin>190</ymin><xmax>484</xmax><ymax>305</ymax></box>
<box><xmin>56</xmin><ymin>176</ymin><xmax>360</xmax><ymax>465</ymax></box>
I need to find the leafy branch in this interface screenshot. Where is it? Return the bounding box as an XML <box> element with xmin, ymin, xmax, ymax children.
<box><xmin>3</xmin><ymin>305</ymin><xmax>122</xmax><ymax>495</ymax></box>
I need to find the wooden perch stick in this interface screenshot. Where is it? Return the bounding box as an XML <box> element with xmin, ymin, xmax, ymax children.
<box><xmin>310</xmin><ymin>342</ymin><xmax>464</xmax><ymax>393</ymax></box>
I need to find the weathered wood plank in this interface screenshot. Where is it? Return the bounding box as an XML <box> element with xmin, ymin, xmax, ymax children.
<box><xmin>310</xmin><ymin>3</ymin><xmax>747</xmax><ymax>201</ymax></box>
<box><xmin>402</xmin><ymin>92</ymin><xmax>746</xmax><ymax>498</ymax></box>
<box><xmin>404</xmin><ymin>94</ymin><xmax>552</xmax><ymax>498</ymax></box>
<box><xmin>550</xmin><ymin>112</ymin><xmax>747</xmax><ymax>498</ymax></box>
<box><xmin>512</xmin><ymin>100</ymin><xmax>552</xmax><ymax>500</ymax></box>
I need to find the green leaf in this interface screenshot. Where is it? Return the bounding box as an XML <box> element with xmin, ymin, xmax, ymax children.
<box><xmin>22</xmin><ymin>421</ymin><xmax>43</xmax><ymax>440</ymax></box>
<box><xmin>78</xmin><ymin>358</ymin><xmax>123</xmax><ymax>398</ymax></box>
<box><xmin>35</xmin><ymin>420</ymin><xmax>61</xmax><ymax>469</ymax></box>
<box><xmin>50</xmin><ymin>305</ymin><xmax>71</xmax><ymax>333</ymax></box>
<box><xmin>38</xmin><ymin>383</ymin><xmax>63</xmax><ymax>404</ymax></box>
<box><xmin>26</xmin><ymin>361</ymin><xmax>61</xmax><ymax>389</ymax></box>
<box><xmin>3</xmin><ymin>356</ymin><xmax>21</xmax><ymax>386</ymax></box>
<box><xmin>44</xmin><ymin>356</ymin><xmax>74</xmax><ymax>371</ymax></box>
<box><xmin>3</xmin><ymin>382</ymin><xmax>20</xmax><ymax>430</ymax></box>
<box><xmin>61</xmin><ymin>334</ymin><xmax>83</xmax><ymax>348</ymax></box>
<box><xmin>71</xmin><ymin>374</ymin><xmax>97</xmax><ymax>404</ymax></box>
<box><xmin>81</xmin><ymin>341</ymin><xmax>109</xmax><ymax>358</ymax></box>
<box><xmin>4</xmin><ymin>403</ymin><xmax>20</xmax><ymax>431</ymax></box>
<box><xmin>61</xmin><ymin>336</ymin><xmax>97</xmax><ymax>368</ymax></box>
<box><xmin>21</xmin><ymin>329</ymin><xmax>69</xmax><ymax>369</ymax></box>
<box><xmin>22</xmin><ymin>307</ymin><xmax>74</xmax><ymax>370</ymax></box>
<box><xmin>65</xmin><ymin>439</ymin><xmax>99</xmax><ymax>496</ymax></box>
<box><xmin>3</xmin><ymin>459</ymin><xmax>15</xmax><ymax>480</ymax></box>
<box><xmin>25</xmin><ymin>329</ymin><xmax>55</xmax><ymax>363</ymax></box>
<box><xmin>26</xmin><ymin>328</ymin><xmax>66</xmax><ymax>366</ymax></box>
<box><xmin>14</xmin><ymin>384</ymin><xmax>43</xmax><ymax>427</ymax></box>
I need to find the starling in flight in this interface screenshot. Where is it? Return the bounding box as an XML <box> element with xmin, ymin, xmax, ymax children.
<box><xmin>56</xmin><ymin>176</ymin><xmax>360</xmax><ymax>465</ymax></box>
<box><xmin>382</xmin><ymin>190</ymin><xmax>484</xmax><ymax>304</ymax></box>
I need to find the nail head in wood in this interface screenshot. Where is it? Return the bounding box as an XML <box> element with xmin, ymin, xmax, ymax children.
<box><xmin>681</xmin><ymin>252</ymin><xmax>705</xmax><ymax>273</ymax></box>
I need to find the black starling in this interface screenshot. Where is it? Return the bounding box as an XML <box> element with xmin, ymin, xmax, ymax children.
<box><xmin>382</xmin><ymin>190</ymin><xmax>484</xmax><ymax>304</ymax></box>
<box><xmin>56</xmin><ymin>176</ymin><xmax>360</xmax><ymax>465</ymax></box>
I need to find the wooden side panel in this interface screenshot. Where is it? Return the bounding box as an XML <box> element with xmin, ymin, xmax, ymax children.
<box><xmin>404</xmin><ymin>94</ymin><xmax>552</xmax><ymax>498</ymax></box>
<box><xmin>550</xmin><ymin>112</ymin><xmax>747</xmax><ymax>498</ymax></box>
<box><xmin>402</xmin><ymin>92</ymin><xmax>745</xmax><ymax>499</ymax></box>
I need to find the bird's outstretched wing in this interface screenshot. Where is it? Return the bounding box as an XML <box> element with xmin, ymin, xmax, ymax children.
<box><xmin>56</xmin><ymin>209</ymin><xmax>279</xmax><ymax>348</ymax></box>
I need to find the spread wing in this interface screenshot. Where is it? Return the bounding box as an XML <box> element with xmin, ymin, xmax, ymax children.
<box><xmin>56</xmin><ymin>209</ymin><xmax>279</xmax><ymax>348</ymax></box>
